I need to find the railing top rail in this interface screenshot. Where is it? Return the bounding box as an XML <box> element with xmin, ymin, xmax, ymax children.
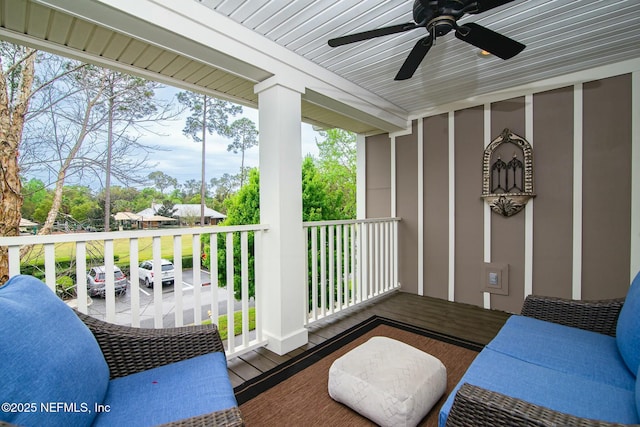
<box><xmin>302</xmin><ymin>217</ymin><xmax>400</xmax><ymax>228</ymax></box>
<box><xmin>0</xmin><ymin>223</ymin><xmax>270</xmax><ymax>246</ymax></box>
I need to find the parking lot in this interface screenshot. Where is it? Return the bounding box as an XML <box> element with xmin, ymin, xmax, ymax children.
<box><xmin>85</xmin><ymin>268</ymin><xmax>251</xmax><ymax>328</ymax></box>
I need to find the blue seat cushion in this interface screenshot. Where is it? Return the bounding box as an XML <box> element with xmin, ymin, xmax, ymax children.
<box><xmin>93</xmin><ymin>352</ymin><xmax>238</xmax><ymax>427</ymax></box>
<box><xmin>439</xmin><ymin>348</ymin><xmax>639</xmax><ymax>427</ymax></box>
<box><xmin>0</xmin><ymin>275</ymin><xmax>109</xmax><ymax>427</ymax></box>
<box><xmin>487</xmin><ymin>315</ymin><xmax>635</xmax><ymax>390</ymax></box>
<box><xmin>617</xmin><ymin>271</ymin><xmax>640</xmax><ymax>376</ymax></box>
<box><xmin>637</xmin><ymin>366</ymin><xmax>640</xmax><ymax>420</ymax></box>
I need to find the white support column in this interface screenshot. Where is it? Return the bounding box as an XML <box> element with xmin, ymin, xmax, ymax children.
<box><xmin>255</xmin><ymin>77</ymin><xmax>308</xmax><ymax>355</ymax></box>
<box><xmin>524</xmin><ymin>94</ymin><xmax>534</xmax><ymax>299</ymax></box>
<box><xmin>483</xmin><ymin>103</ymin><xmax>492</xmax><ymax>309</ymax></box>
<box><xmin>448</xmin><ymin>112</ymin><xmax>455</xmax><ymax>302</ymax></box>
<box><xmin>356</xmin><ymin>133</ymin><xmax>366</xmax><ymax>220</ymax></box>
<box><xmin>417</xmin><ymin>118</ymin><xmax>424</xmax><ymax>296</ymax></box>
<box><xmin>573</xmin><ymin>84</ymin><xmax>583</xmax><ymax>300</ymax></box>
<box><xmin>631</xmin><ymin>71</ymin><xmax>640</xmax><ymax>281</ymax></box>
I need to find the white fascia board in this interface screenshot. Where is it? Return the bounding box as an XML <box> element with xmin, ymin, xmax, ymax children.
<box><xmin>35</xmin><ymin>0</ymin><xmax>408</xmax><ymax>133</ymax></box>
<box><xmin>304</xmin><ymin>89</ymin><xmax>409</xmax><ymax>135</ymax></box>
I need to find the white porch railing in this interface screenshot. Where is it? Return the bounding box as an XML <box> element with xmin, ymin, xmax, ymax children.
<box><xmin>0</xmin><ymin>224</ymin><xmax>268</xmax><ymax>359</ymax></box>
<box><xmin>0</xmin><ymin>218</ymin><xmax>400</xmax><ymax>356</ymax></box>
<box><xmin>303</xmin><ymin>217</ymin><xmax>400</xmax><ymax>325</ymax></box>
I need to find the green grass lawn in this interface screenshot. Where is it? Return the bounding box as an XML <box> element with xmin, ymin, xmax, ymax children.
<box><xmin>204</xmin><ymin>307</ymin><xmax>256</xmax><ymax>340</ymax></box>
<box><xmin>24</xmin><ymin>234</ymin><xmax>195</xmax><ymax>266</ymax></box>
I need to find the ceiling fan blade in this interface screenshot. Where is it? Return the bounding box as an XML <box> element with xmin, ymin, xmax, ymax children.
<box><xmin>471</xmin><ymin>0</ymin><xmax>517</xmax><ymax>14</ymax></box>
<box><xmin>328</xmin><ymin>22</ymin><xmax>421</xmax><ymax>47</ymax></box>
<box><xmin>395</xmin><ymin>35</ymin><xmax>433</xmax><ymax>81</ymax></box>
<box><xmin>455</xmin><ymin>22</ymin><xmax>525</xmax><ymax>59</ymax></box>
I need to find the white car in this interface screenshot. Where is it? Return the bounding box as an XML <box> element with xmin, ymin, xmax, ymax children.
<box><xmin>138</xmin><ymin>259</ymin><xmax>175</xmax><ymax>288</ymax></box>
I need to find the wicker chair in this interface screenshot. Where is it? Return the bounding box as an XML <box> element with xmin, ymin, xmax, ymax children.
<box><xmin>75</xmin><ymin>311</ymin><xmax>244</xmax><ymax>427</ymax></box>
<box><xmin>0</xmin><ymin>274</ymin><xmax>243</xmax><ymax>427</ymax></box>
<box><xmin>446</xmin><ymin>295</ymin><xmax>628</xmax><ymax>427</ymax></box>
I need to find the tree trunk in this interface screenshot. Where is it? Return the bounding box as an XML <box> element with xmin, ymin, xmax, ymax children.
<box><xmin>241</xmin><ymin>149</ymin><xmax>246</xmax><ymax>187</ymax></box>
<box><xmin>0</xmin><ymin>49</ymin><xmax>36</xmax><ymax>283</ymax></box>
<box><xmin>38</xmin><ymin>87</ymin><xmax>103</xmax><ymax>236</ymax></box>
<box><xmin>200</xmin><ymin>95</ymin><xmax>206</xmax><ymax>226</ymax></box>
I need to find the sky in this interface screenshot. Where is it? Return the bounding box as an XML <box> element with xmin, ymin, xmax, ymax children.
<box><xmin>24</xmin><ymin>85</ymin><xmax>323</xmax><ymax>191</ymax></box>
<box><xmin>135</xmin><ymin>95</ymin><xmax>321</xmax><ymax>189</ymax></box>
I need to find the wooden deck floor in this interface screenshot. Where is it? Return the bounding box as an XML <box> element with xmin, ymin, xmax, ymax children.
<box><xmin>227</xmin><ymin>290</ymin><xmax>512</xmax><ymax>387</ymax></box>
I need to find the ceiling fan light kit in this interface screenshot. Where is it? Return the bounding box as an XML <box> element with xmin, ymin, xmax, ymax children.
<box><xmin>328</xmin><ymin>0</ymin><xmax>526</xmax><ymax>80</ymax></box>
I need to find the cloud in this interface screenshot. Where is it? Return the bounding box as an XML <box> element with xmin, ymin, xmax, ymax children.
<box><xmin>140</xmin><ymin>105</ymin><xmax>320</xmax><ymax>187</ymax></box>
<box><xmin>26</xmin><ymin>88</ymin><xmax>323</xmax><ymax>190</ymax></box>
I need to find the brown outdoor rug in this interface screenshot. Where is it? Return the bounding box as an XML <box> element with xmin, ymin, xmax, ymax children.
<box><xmin>235</xmin><ymin>316</ymin><xmax>482</xmax><ymax>426</ymax></box>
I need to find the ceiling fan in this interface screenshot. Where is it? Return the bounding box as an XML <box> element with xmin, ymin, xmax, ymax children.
<box><xmin>328</xmin><ymin>0</ymin><xmax>525</xmax><ymax>81</ymax></box>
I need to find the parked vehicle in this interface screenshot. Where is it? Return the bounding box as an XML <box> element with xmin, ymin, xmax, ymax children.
<box><xmin>87</xmin><ymin>266</ymin><xmax>128</xmax><ymax>297</ymax></box>
<box><xmin>138</xmin><ymin>259</ymin><xmax>175</xmax><ymax>288</ymax></box>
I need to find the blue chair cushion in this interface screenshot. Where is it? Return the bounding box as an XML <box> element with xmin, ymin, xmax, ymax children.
<box><xmin>0</xmin><ymin>275</ymin><xmax>109</xmax><ymax>427</ymax></box>
<box><xmin>617</xmin><ymin>271</ymin><xmax>640</xmax><ymax>376</ymax></box>
<box><xmin>636</xmin><ymin>367</ymin><xmax>640</xmax><ymax>420</ymax></box>
<box><xmin>488</xmin><ymin>315</ymin><xmax>635</xmax><ymax>390</ymax></box>
<box><xmin>439</xmin><ymin>348</ymin><xmax>639</xmax><ymax>427</ymax></box>
<box><xmin>92</xmin><ymin>352</ymin><xmax>238</xmax><ymax>427</ymax></box>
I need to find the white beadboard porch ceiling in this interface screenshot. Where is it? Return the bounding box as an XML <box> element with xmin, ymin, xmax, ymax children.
<box><xmin>1</xmin><ymin>0</ymin><xmax>640</xmax><ymax>134</ymax></box>
<box><xmin>206</xmin><ymin>0</ymin><xmax>640</xmax><ymax>114</ymax></box>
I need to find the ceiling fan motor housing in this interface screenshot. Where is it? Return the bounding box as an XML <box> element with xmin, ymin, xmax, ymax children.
<box><xmin>414</xmin><ymin>0</ymin><xmax>469</xmax><ymax>37</ymax></box>
<box><xmin>428</xmin><ymin>16</ymin><xmax>456</xmax><ymax>36</ymax></box>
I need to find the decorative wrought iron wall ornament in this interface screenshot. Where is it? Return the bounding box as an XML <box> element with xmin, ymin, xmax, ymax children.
<box><xmin>482</xmin><ymin>128</ymin><xmax>535</xmax><ymax>217</ymax></box>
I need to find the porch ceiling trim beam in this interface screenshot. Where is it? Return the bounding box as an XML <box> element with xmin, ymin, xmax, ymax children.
<box><xmin>34</xmin><ymin>0</ymin><xmax>409</xmax><ymax>133</ymax></box>
<box><xmin>304</xmin><ymin>89</ymin><xmax>407</xmax><ymax>136</ymax></box>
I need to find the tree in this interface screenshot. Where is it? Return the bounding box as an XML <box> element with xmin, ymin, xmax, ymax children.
<box><xmin>0</xmin><ymin>43</ymin><xmax>36</xmax><ymax>281</ymax></box>
<box><xmin>155</xmin><ymin>200</ymin><xmax>177</xmax><ymax>218</ymax></box>
<box><xmin>96</xmin><ymin>185</ymin><xmax>142</xmax><ymax>225</ymax></box>
<box><xmin>226</xmin><ymin>117</ymin><xmax>258</xmax><ymax>186</ymax></box>
<box><xmin>100</xmin><ymin>71</ymin><xmax>176</xmax><ymax>231</ymax></box>
<box><xmin>32</xmin><ymin>193</ymin><xmax>53</xmax><ymax>224</ymax></box>
<box><xmin>182</xmin><ymin>179</ymin><xmax>202</xmax><ymax>200</ymax></box>
<box><xmin>210</xmin><ymin>168</ymin><xmax>260</xmax><ymax>298</ymax></box>
<box><xmin>212</xmin><ymin>158</ymin><xmax>349</xmax><ymax>299</ymax></box>
<box><xmin>105</xmin><ymin>185</ymin><xmax>141</xmax><ymax>214</ymax></box>
<box><xmin>21</xmin><ymin>178</ymin><xmax>48</xmax><ymax>220</ymax></box>
<box><xmin>135</xmin><ymin>187</ymin><xmax>163</xmax><ymax>212</ymax></box>
<box><xmin>64</xmin><ymin>186</ymin><xmax>100</xmax><ymax>224</ymax></box>
<box><xmin>209</xmin><ymin>172</ymin><xmax>241</xmax><ymax>211</ymax></box>
<box><xmin>315</xmin><ymin>128</ymin><xmax>357</xmax><ymax>219</ymax></box>
<box><xmin>22</xmin><ymin>63</ymin><xmax>107</xmax><ymax>236</ymax></box>
<box><xmin>18</xmin><ymin>53</ymin><xmax>173</xmax><ymax>236</ymax></box>
<box><xmin>148</xmin><ymin>171</ymin><xmax>177</xmax><ymax>194</ymax></box>
<box><xmin>29</xmin><ymin>185</ymin><xmax>99</xmax><ymax>231</ymax></box>
<box><xmin>302</xmin><ymin>156</ymin><xmax>334</xmax><ymax>221</ymax></box>
<box><xmin>177</xmin><ymin>91</ymin><xmax>241</xmax><ymax>225</ymax></box>
<box><xmin>222</xmin><ymin>168</ymin><xmax>260</xmax><ymax>226</ymax></box>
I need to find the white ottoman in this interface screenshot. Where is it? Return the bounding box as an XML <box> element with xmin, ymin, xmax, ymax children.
<box><xmin>328</xmin><ymin>336</ymin><xmax>446</xmax><ymax>427</ymax></box>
